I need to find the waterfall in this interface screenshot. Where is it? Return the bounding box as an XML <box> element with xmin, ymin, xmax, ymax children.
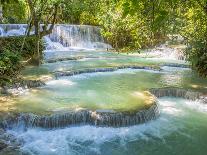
<box><xmin>55</xmin><ymin>66</ymin><xmax>159</xmax><ymax>77</ymax></box>
<box><xmin>47</xmin><ymin>24</ymin><xmax>112</xmax><ymax>50</ymax></box>
<box><xmin>0</xmin><ymin>24</ymin><xmax>112</xmax><ymax>50</ymax></box>
<box><xmin>143</xmin><ymin>44</ymin><xmax>185</xmax><ymax>60</ymax></box>
<box><xmin>0</xmin><ymin>24</ymin><xmax>27</xmax><ymax>36</ymax></box>
<box><xmin>0</xmin><ymin>26</ymin><xmax>4</xmax><ymax>36</ymax></box>
<box><xmin>2</xmin><ymin>103</ymin><xmax>159</xmax><ymax>129</ymax></box>
<box><xmin>150</xmin><ymin>87</ymin><xmax>203</xmax><ymax>100</ymax></box>
<box><xmin>43</xmin><ymin>36</ymin><xmax>66</xmax><ymax>50</ymax></box>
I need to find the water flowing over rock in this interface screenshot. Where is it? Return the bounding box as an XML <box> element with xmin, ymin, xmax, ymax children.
<box><xmin>143</xmin><ymin>44</ymin><xmax>185</xmax><ymax>60</ymax></box>
<box><xmin>150</xmin><ymin>87</ymin><xmax>203</xmax><ymax>100</ymax></box>
<box><xmin>55</xmin><ymin>66</ymin><xmax>160</xmax><ymax>78</ymax></box>
<box><xmin>2</xmin><ymin>103</ymin><xmax>159</xmax><ymax>129</ymax></box>
<box><xmin>0</xmin><ymin>27</ymin><xmax>4</xmax><ymax>36</ymax></box>
<box><xmin>48</xmin><ymin>25</ymin><xmax>112</xmax><ymax>50</ymax></box>
<box><xmin>0</xmin><ymin>128</ymin><xmax>21</xmax><ymax>154</ymax></box>
<box><xmin>0</xmin><ymin>24</ymin><xmax>27</xmax><ymax>36</ymax></box>
<box><xmin>199</xmin><ymin>96</ymin><xmax>207</xmax><ymax>104</ymax></box>
<box><xmin>0</xmin><ymin>24</ymin><xmax>112</xmax><ymax>50</ymax></box>
<box><xmin>0</xmin><ymin>80</ymin><xmax>45</xmax><ymax>95</ymax></box>
<box><xmin>45</xmin><ymin>56</ymin><xmax>84</xmax><ymax>63</ymax></box>
<box><xmin>161</xmin><ymin>63</ymin><xmax>189</xmax><ymax>68</ymax></box>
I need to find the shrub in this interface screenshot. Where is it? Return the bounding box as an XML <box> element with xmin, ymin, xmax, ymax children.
<box><xmin>0</xmin><ymin>36</ymin><xmax>44</xmax><ymax>86</ymax></box>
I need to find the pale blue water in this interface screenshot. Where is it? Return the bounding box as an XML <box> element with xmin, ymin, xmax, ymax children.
<box><xmin>4</xmin><ymin>49</ymin><xmax>207</xmax><ymax>155</ymax></box>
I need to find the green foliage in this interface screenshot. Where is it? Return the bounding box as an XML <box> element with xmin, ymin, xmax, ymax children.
<box><xmin>185</xmin><ymin>39</ymin><xmax>207</xmax><ymax>77</ymax></box>
<box><xmin>60</xmin><ymin>0</ymin><xmax>99</xmax><ymax>25</ymax></box>
<box><xmin>0</xmin><ymin>36</ymin><xmax>44</xmax><ymax>86</ymax></box>
<box><xmin>0</xmin><ymin>36</ymin><xmax>43</xmax><ymax>58</ymax></box>
<box><xmin>1</xmin><ymin>0</ymin><xmax>27</xmax><ymax>23</ymax></box>
<box><xmin>1</xmin><ymin>0</ymin><xmax>207</xmax><ymax>76</ymax></box>
<box><xmin>180</xmin><ymin>2</ymin><xmax>207</xmax><ymax>77</ymax></box>
<box><xmin>0</xmin><ymin>49</ymin><xmax>22</xmax><ymax>86</ymax></box>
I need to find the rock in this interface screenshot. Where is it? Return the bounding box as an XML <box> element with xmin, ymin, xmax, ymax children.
<box><xmin>0</xmin><ymin>87</ymin><xmax>9</xmax><ymax>95</ymax></box>
<box><xmin>3</xmin><ymin>103</ymin><xmax>159</xmax><ymax>128</ymax></box>
<box><xmin>200</xmin><ymin>96</ymin><xmax>207</xmax><ymax>104</ymax></box>
<box><xmin>1</xmin><ymin>80</ymin><xmax>45</xmax><ymax>96</ymax></box>
<box><xmin>0</xmin><ymin>146</ymin><xmax>22</xmax><ymax>155</ymax></box>
<box><xmin>0</xmin><ymin>140</ymin><xmax>8</xmax><ymax>150</ymax></box>
<box><xmin>150</xmin><ymin>87</ymin><xmax>202</xmax><ymax>100</ymax></box>
<box><xmin>55</xmin><ymin>65</ymin><xmax>160</xmax><ymax>78</ymax></box>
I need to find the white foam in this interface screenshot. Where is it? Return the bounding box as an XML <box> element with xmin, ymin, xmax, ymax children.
<box><xmin>184</xmin><ymin>100</ymin><xmax>207</xmax><ymax>113</ymax></box>
<box><xmin>143</xmin><ymin>44</ymin><xmax>185</xmax><ymax>61</ymax></box>
<box><xmin>62</xmin><ymin>68</ymin><xmax>161</xmax><ymax>80</ymax></box>
<box><xmin>9</xmin><ymin>97</ymin><xmax>196</xmax><ymax>155</ymax></box>
<box><xmin>161</xmin><ymin>66</ymin><xmax>190</xmax><ymax>72</ymax></box>
<box><xmin>46</xmin><ymin>79</ymin><xmax>75</xmax><ymax>86</ymax></box>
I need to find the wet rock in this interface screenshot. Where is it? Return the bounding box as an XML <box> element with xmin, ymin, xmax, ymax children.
<box><xmin>46</xmin><ymin>56</ymin><xmax>84</xmax><ymax>63</ymax></box>
<box><xmin>3</xmin><ymin>103</ymin><xmax>159</xmax><ymax>129</ymax></box>
<box><xmin>1</xmin><ymin>80</ymin><xmax>45</xmax><ymax>96</ymax></box>
<box><xmin>161</xmin><ymin>63</ymin><xmax>189</xmax><ymax>68</ymax></box>
<box><xmin>0</xmin><ymin>146</ymin><xmax>22</xmax><ymax>155</ymax></box>
<box><xmin>199</xmin><ymin>96</ymin><xmax>207</xmax><ymax>104</ymax></box>
<box><xmin>0</xmin><ymin>127</ymin><xmax>21</xmax><ymax>155</ymax></box>
<box><xmin>0</xmin><ymin>87</ymin><xmax>9</xmax><ymax>95</ymax></box>
<box><xmin>19</xmin><ymin>80</ymin><xmax>45</xmax><ymax>88</ymax></box>
<box><xmin>55</xmin><ymin>65</ymin><xmax>160</xmax><ymax>77</ymax></box>
<box><xmin>0</xmin><ymin>140</ymin><xmax>8</xmax><ymax>150</ymax></box>
<box><xmin>150</xmin><ymin>87</ymin><xmax>202</xmax><ymax>100</ymax></box>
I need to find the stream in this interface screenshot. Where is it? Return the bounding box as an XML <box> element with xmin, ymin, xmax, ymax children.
<box><xmin>0</xmin><ymin>24</ymin><xmax>207</xmax><ymax>155</ymax></box>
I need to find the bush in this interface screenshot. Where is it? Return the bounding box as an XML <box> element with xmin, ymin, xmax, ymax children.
<box><xmin>0</xmin><ymin>36</ymin><xmax>44</xmax><ymax>86</ymax></box>
<box><xmin>0</xmin><ymin>36</ymin><xmax>44</xmax><ymax>59</ymax></box>
<box><xmin>0</xmin><ymin>50</ymin><xmax>22</xmax><ymax>86</ymax></box>
<box><xmin>185</xmin><ymin>39</ymin><xmax>207</xmax><ymax>77</ymax></box>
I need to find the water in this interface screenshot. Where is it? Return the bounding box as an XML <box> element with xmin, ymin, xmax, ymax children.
<box><xmin>8</xmin><ymin>97</ymin><xmax>207</xmax><ymax>155</ymax></box>
<box><xmin>1</xmin><ymin>24</ymin><xmax>207</xmax><ymax>155</ymax></box>
<box><xmin>48</xmin><ymin>25</ymin><xmax>112</xmax><ymax>50</ymax></box>
<box><xmin>0</xmin><ymin>24</ymin><xmax>27</xmax><ymax>36</ymax></box>
<box><xmin>137</xmin><ymin>44</ymin><xmax>185</xmax><ymax>60</ymax></box>
<box><xmin>0</xmin><ymin>24</ymin><xmax>111</xmax><ymax>50</ymax></box>
<box><xmin>3</xmin><ymin>67</ymin><xmax>207</xmax><ymax>115</ymax></box>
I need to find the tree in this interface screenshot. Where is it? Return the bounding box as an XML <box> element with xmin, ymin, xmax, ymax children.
<box><xmin>25</xmin><ymin>0</ymin><xmax>60</xmax><ymax>65</ymax></box>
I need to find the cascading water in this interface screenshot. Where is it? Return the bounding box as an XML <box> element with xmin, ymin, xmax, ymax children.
<box><xmin>136</xmin><ymin>44</ymin><xmax>186</xmax><ymax>60</ymax></box>
<box><xmin>0</xmin><ymin>24</ymin><xmax>27</xmax><ymax>36</ymax></box>
<box><xmin>0</xmin><ymin>24</ymin><xmax>112</xmax><ymax>50</ymax></box>
<box><xmin>47</xmin><ymin>24</ymin><xmax>112</xmax><ymax>50</ymax></box>
<box><xmin>0</xmin><ymin>26</ymin><xmax>4</xmax><ymax>36</ymax></box>
<box><xmin>6</xmin><ymin>97</ymin><xmax>207</xmax><ymax>155</ymax></box>
<box><xmin>1</xmin><ymin>24</ymin><xmax>207</xmax><ymax>155</ymax></box>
